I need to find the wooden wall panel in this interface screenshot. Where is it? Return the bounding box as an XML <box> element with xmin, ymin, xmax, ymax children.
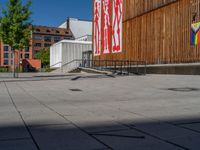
<box><xmin>123</xmin><ymin>0</ymin><xmax>178</xmax><ymax>21</ymax></box>
<box><xmin>94</xmin><ymin>0</ymin><xmax>200</xmax><ymax>65</ymax></box>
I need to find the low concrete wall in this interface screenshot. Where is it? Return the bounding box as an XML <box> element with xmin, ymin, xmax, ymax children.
<box><xmin>146</xmin><ymin>64</ymin><xmax>200</xmax><ymax>75</ymax></box>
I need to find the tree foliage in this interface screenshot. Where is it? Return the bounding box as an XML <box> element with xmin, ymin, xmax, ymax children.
<box><xmin>35</xmin><ymin>48</ymin><xmax>50</xmax><ymax>67</ymax></box>
<box><xmin>0</xmin><ymin>0</ymin><xmax>32</xmax><ymax>50</ymax></box>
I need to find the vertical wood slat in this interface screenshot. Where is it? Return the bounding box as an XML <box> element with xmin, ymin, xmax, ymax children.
<box><xmin>123</xmin><ymin>0</ymin><xmax>178</xmax><ymax>21</ymax></box>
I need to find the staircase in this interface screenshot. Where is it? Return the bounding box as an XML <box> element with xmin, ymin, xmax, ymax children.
<box><xmin>51</xmin><ymin>59</ymin><xmax>147</xmax><ymax>76</ymax></box>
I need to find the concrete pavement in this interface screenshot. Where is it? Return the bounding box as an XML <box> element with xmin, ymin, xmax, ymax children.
<box><xmin>0</xmin><ymin>73</ymin><xmax>200</xmax><ymax>150</ymax></box>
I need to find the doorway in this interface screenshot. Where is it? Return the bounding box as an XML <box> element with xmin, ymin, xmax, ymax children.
<box><xmin>82</xmin><ymin>51</ymin><xmax>92</xmax><ymax>68</ymax></box>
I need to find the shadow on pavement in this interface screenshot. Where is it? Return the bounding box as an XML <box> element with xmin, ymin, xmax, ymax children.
<box><xmin>0</xmin><ymin>116</ymin><xmax>200</xmax><ymax>150</ymax></box>
<box><xmin>0</xmin><ymin>74</ymin><xmax>116</xmax><ymax>83</ymax></box>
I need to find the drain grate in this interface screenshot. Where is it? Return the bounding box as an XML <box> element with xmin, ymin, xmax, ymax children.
<box><xmin>69</xmin><ymin>89</ymin><xmax>82</xmax><ymax>92</ymax></box>
<box><xmin>167</xmin><ymin>87</ymin><xmax>200</xmax><ymax>92</ymax></box>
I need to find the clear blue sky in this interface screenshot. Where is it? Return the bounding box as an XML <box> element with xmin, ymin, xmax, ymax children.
<box><xmin>0</xmin><ymin>0</ymin><xmax>92</xmax><ymax>27</ymax></box>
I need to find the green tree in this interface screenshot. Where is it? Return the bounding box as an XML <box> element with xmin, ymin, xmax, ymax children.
<box><xmin>35</xmin><ymin>48</ymin><xmax>50</xmax><ymax>68</ymax></box>
<box><xmin>0</xmin><ymin>0</ymin><xmax>32</xmax><ymax>77</ymax></box>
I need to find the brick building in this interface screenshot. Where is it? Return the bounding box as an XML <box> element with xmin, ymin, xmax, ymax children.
<box><xmin>31</xmin><ymin>25</ymin><xmax>74</xmax><ymax>57</ymax></box>
<box><xmin>0</xmin><ymin>25</ymin><xmax>74</xmax><ymax>71</ymax></box>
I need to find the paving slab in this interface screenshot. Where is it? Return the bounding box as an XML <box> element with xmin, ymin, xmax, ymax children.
<box><xmin>180</xmin><ymin>123</ymin><xmax>200</xmax><ymax>132</ymax></box>
<box><xmin>133</xmin><ymin>122</ymin><xmax>200</xmax><ymax>140</ymax></box>
<box><xmin>30</xmin><ymin>124</ymin><xmax>106</xmax><ymax>150</ymax></box>
<box><xmin>0</xmin><ymin>139</ymin><xmax>37</xmax><ymax>150</ymax></box>
<box><xmin>170</xmin><ymin>135</ymin><xmax>200</xmax><ymax>150</ymax></box>
<box><xmin>66</xmin><ymin>114</ymin><xmax>129</xmax><ymax>133</ymax></box>
<box><xmin>1</xmin><ymin>74</ymin><xmax>200</xmax><ymax>149</ymax></box>
<box><xmin>22</xmin><ymin>112</ymin><xmax>70</xmax><ymax>127</ymax></box>
<box><xmin>0</xmin><ymin>83</ymin><xmax>29</xmax><ymax>141</ymax></box>
<box><xmin>0</xmin><ymin>125</ymin><xmax>29</xmax><ymax>141</ymax></box>
<box><xmin>94</xmin><ymin>130</ymin><xmax>183</xmax><ymax>150</ymax></box>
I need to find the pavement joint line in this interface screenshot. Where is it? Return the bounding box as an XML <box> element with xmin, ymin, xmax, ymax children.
<box><xmin>108</xmin><ymin>104</ymin><xmax>192</xmax><ymax>149</ymax></box>
<box><xmin>28</xmin><ymin>123</ymin><xmax>73</xmax><ymax>128</ymax></box>
<box><xmin>3</xmin><ymin>82</ymin><xmax>41</xmax><ymax>150</ymax></box>
<box><xmin>60</xmin><ymin>114</ymin><xmax>114</xmax><ymax>150</ymax></box>
<box><xmin>17</xmin><ymin>82</ymin><xmax>114</xmax><ymax>150</ymax></box>
<box><xmin>93</xmin><ymin>148</ymin><xmax>111</xmax><ymax>150</ymax></box>
<box><xmin>122</xmin><ymin>109</ymin><xmax>200</xmax><ymax>143</ymax></box>
<box><xmin>166</xmin><ymin>121</ymin><xmax>200</xmax><ymax>135</ymax></box>
<box><xmin>0</xmin><ymin>77</ymin><xmax>73</xmax><ymax>83</ymax></box>
<box><xmin>19</xmin><ymin>78</ymin><xmax>194</xmax><ymax>150</ymax></box>
<box><xmin>123</xmin><ymin>109</ymin><xmax>200</xmax><ymax>135</ymax></box>
<box><xmin>90</xmin><ymin>133</ymin><xmax>145</xmax><ymax>139</ymax></box>
<box><xmin>119</xmin><ymin>123</ymin><xmax>190</xmax><ymax>150</ymax></box>
<box><xmin>173</xmin><ymin>121</ymin><xmax>200</xmax><ymax>126</ymax></box>
<box><xmin>0</xmin><ymin>74</ymin><xmax>116</xmax><ymax>83</ymax></box>
<box><xmin>116</xmin><ymin>109</ymin><xmax>150</xmax><ymax>119</ymax></box>
<box><xmin>89</xmin><ymin>128</ymin><xmax>135</xmax><ymax>134</ymax></box>
<box><xmin>116</xmin><ymin>110</ymin><xmax>198</xmax><ymax>150</ymax></box>
<box><xmin>30</xmin><ymin>83</ymin><xmax>148</xmax><ymax>145</ymax></box>
<box><xmin>0</xmin><ymin>137</ymin><xmax>31</xmax><ymax>142</ymax></box>
<box><xmin>174</xmin><ymin>125</ymin><xmax>200</xmax><ymax>134</ymax></box>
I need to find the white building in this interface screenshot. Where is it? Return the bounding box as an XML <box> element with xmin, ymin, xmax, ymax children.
<box><xmin>59</xmin><ymin>18</ymin><xmax>92</xmax><ymax>40</ymax></box>
<box><xmin>50</xmin><ymin>40</ymin><xmax>92</xmax><ymax>72</ymax></box>
<box><xmin>76</xmin><ymin>35</ymin><xmax>92</xmax><ymax>42</ymax></box>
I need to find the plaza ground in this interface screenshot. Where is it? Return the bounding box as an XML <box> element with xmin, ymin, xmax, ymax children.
<box><xmin>0</xmin><ymin>73</ymin><xmax>200</xmax><ymax>150</ymax></box>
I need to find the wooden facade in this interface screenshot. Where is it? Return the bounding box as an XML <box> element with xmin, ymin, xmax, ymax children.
<box><xmin>94</xmin><ymin>0</ymin><xmax>200</xmax><ymax>64</ymax></box>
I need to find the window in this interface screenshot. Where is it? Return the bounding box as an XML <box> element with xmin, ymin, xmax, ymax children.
<box><xmin>33</xmin><ymin>35</ymin><xmax>42</xmax><ymax>40</ymax></box>
<box><xmin>21</xmin><ymin>54</ymin><xmax>23</xmax><ymax>59</ymax></box>
<box><xmin>65</xmin><ymin>31</ymin><xmax>69</xmax><ymax>34</ymax></box>
<box><xmin>44</xmin><ymin>43</ymin><xmax>51</xmax><ymax>47</ymax></box>
<box><xmin>46</xmin><ymin>29</ymin><xmax>50</xmax><ymax>33</ymax></box>
<box><xmin>34</xmin><ymin>43</ymin><xmax>42</xmax><ymax>47</ymax></box>
<box><xmin>44</xmin><ymin>36</ymin><xmax>51</xmax><ymax>42</ymax></box>
<box><xmin>54</xmin><ymin>37</ymin><xmax>61</xmax><ymax>42</ymax></box>
<box><xmin>4</xmin><ymin>53</ymin><xmax>9</xmax><ymax>58</ymax></box>
<box><xmin>64</xmin><ymin>37</ymin><xmax>71</xmax><ymax>40</ymax></box>
<box><xmin>4</xmin><ymin>60</ymin><xmax>8</xmax><ymax>65</ymax></box>
<box><xmin>56</xmin><ymin>30</ymin><xmax>60</xmax><ymax>34</ymax></box>
<box><xmin>25</xmin><ymin>46</ymin><xmax>30</xmax><ymax>52</ymax></box>
<box><xmin>25</xmin><ymin>54</ymin><xmax>30</xmax><ymax>59</ymax></box>
<box><xmin>4</xmin><ymin>46</ymin><xmax>9</xmax><ymax>52</ymax></box>
<box><xmin>35</xmin><ymin>29</ymin><xmax>40</xmax><ymax>32</ymax></box>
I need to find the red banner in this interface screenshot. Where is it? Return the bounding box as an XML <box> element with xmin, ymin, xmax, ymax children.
<box><xmin>93</xmin><ymin>0</ymin><xmax>123</xmax><ymax>56</ymax></box>
<box><xmin>93</xmin><ymin>0</ymin><xmax>102</xmax><ymax>56</ymax></box>
<box><xmin>102</xmin><ymin>0</ymin><xmax>112</xmax><ymax>54</ymax></box>
<box><xmin>112</xmin><ymin>0</ymin><xmax>123</xmax><ymax>53</ymax></box>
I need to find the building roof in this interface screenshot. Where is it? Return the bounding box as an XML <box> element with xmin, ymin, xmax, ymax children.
<box><xmin>31</xmin><ymin>25</ymin><xmax>74</xmax><ymax>39</ymax></box>
<box><xmin>51</xmin><ymin>39</ymin><xmax>92</xmax><ymax>47</ymax></box>
<box><xmin>59</xmin><ymin>18</ymin><xmax>92</xmax><ymax>39</ymax></box>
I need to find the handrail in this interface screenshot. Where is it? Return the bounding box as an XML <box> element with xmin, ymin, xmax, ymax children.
<box><xmin>62</xmin><ymin>59</ymin><xmax>82</xmax><ymax>68</ymax></box>
<box><xmin>60</xmin><ymin>59</ymin><xmax>147</xmax><ymax>75</ymax></box>
<box><xmin>50</xmin><ymin>61</ymin><xmax>62</xmax><ymax>68</ymax></box>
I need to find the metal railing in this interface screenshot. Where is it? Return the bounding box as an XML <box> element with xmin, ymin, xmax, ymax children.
<box><xmin>61</xmin><ymin>59</ymin><xmax>147</xmax><ymax>75</ymax></box>
<box><xmin>50</xmin><ymin>61</ymin><xmax>62</xmax><ymax>68</ymax></box>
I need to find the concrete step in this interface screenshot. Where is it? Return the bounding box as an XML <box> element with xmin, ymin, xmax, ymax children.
<box><xmin>77</xmin><ymin>67</ymin><xmax>113</xmax><ymax>75</ymax></box>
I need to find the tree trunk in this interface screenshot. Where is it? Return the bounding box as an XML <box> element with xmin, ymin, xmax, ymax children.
<box><xmin>13</xmin><ymin>49</ymin><xmax>16</xmax><ymax>78</ymax></box>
